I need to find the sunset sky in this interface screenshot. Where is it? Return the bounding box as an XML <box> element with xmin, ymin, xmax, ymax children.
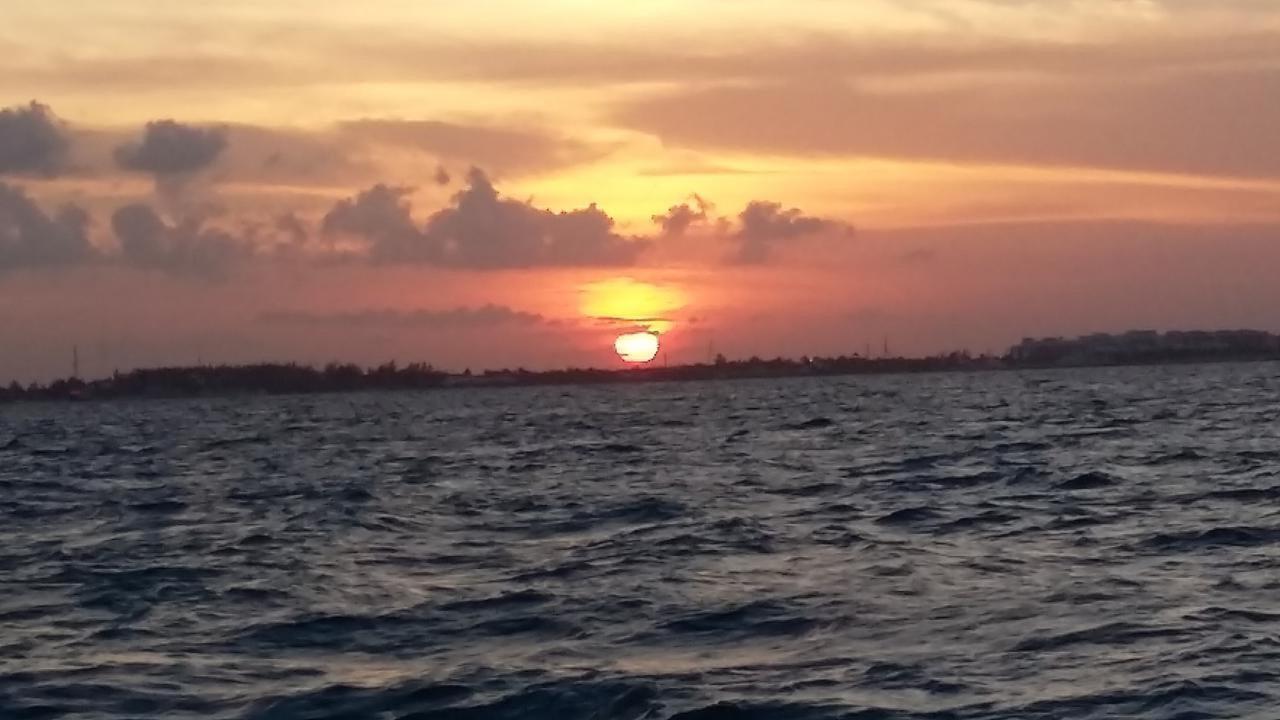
<box><xmin>3</xmin><ymin>0</ymin><xmax>1280</xmax><ymax>380</ymax></box>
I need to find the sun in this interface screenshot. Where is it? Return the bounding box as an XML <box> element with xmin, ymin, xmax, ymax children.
<box><xmin>615</xmin><ymin>332</ymin><xmax>660</xmax><ymax>364</ymax></box>
<box><xmin>580</xmin><ymin>277</ymin><xmax>683</xmax><ymax>364</ymax></box>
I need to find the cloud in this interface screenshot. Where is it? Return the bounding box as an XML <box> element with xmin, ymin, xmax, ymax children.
<box><xmin>115</xmin><ymin>120</ymin><xmax>227</xmax><ymax>176</ymax></box>
<box><xmin>274</xmin><ymin>212</ymin><xmax>309</xmax><ymax>247</ymax></box>
<box><xmin>339</xmin><ymin>119</ymin><xmax>609</xmax><ymax>176</ymax></box>
<box><xmin>0</xmin><ymin>182</ymin><xmax>95</xmax><ymax>270</ymax></box>
<box><xmin>0</xmin><ymin>102</ymin><xmax>68</xmax><ymax>176</ymax></box>
<box><xmin>324</xmin><ymin>168</ymin><xmax>649</xmax><ymax>268</ymax></box>
<box><xmin>731</xmin><ymin>201</ymin><xmax>850</xmax><ymax>264</ymax></box>
<box><xmin>430</xmin><ymin>168</ymin><xmax>646</xmax><ymax>268</ymax></box>
<box><xmin>259</xmin><ymin>304</ymin><xmax>546</xmax><ymax>329</ymax></box>
<box><xmin>218</xmin><ymin>124</ymin><xmax>371</xmax><ymax>188</ymax></box>
<box><xmin>653</xmin><ymin>194</ymin><xmax>712</xmax><ymax>237</ymax></box>
<box><xmin>653</xmin><ymin>194</ymin><xmax>855</xmax><ymax>263</ymax></box>
<box><xmin>110</xmin><ymin>203</ymin><xmax>251</xmax><ymax>279</ymax></box>
<box><xmin>617</xmin><ymin>65</ymin><xmax>1280</xmax><ymax>179</ymax></box>
<box><xmin>321</xmin><ymin>184</ymin><xmax>437</xmax><ymax>262</ymax></box>
<box><xmin>307</xmin><ymin>30</ymin><xmax>1280</xmax><ymax>86</ymax></box>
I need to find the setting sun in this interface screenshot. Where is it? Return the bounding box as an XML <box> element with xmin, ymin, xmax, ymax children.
<box><xmin>614</xmin><ymin>332</ymin><xmax>660</xmax><ymax>363</ymax></box>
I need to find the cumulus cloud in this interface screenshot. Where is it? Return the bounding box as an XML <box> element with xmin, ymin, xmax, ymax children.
<box><xmin>0</xmin><ymin>102</ymin><xmax>69</xmax><ymax>176</ymax></box>
<box><xmin>259</xmin><ymin>304</ymin><xmax>546</xmax><ymax>329</ymax></box>
<box><xmin>324</xmin><ymin>168</ymin><xmax>648</xmax><ymax>268</ymax></box>
<box><xmin>653</xmin><ymin>194</ymin><xmax>712</xmax><ymax>236</ymax></box>
<box><xmin>110</xmin><ymin>203</ymin><xmax>251</xmax><ymax>279</ymax></box>
<box><xmin>731</xmin><ymin>201</ymin><xmax>850</xmax><ymax>264</ymax></box>
<box><xmin>652</xmin><ymin>193</ymin><xmax>853</xmax><ymax>263</ymax></box>
<box><xmin>0</xmin><ymin>182</ymin><xmax>95</xmax><ymax>270</ymax></box>
<box><xmin>321</xmin><ymin>184</ymin><xmax>437</xmax><ymax>262</ymax></box>
<box><xmin>115</xmin><ymin>120</ymin><xmax>227</xmax><ymax>176</ymax></box>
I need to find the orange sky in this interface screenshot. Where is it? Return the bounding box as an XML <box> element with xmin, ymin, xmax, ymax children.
<box><xmin>2</xmin><ymin>1</ymin><xmax>1280</xmax><ymax>380</ymax></box>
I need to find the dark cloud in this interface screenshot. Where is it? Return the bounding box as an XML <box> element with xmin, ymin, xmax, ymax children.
<box><xmin>110</xmin><ymin>204</ymin><xmax>250</xmax><ymax>279</ymax></box>
<box><xmin>653</xmin><ymin>194</ymin><xmax>711</xmax><ymax>236</ymax></box>
<box><xmin>732</xmin><ymin>201</ymin><xmax>849</xmax><ymax>264</ymax></box>
<box><xmin>339</xmin><ymin>119</ymin><xmax>608</xmax><ymax>176</ymax></box>
<box><xmin>324</xmin><ymin>168</ymin><xmax>648</xmax><ymax>268</ymax></box>
<box><xmin>321</xmin><ymin>184</ymin><xmax>438</xmax><ymax>262</ymax></box>
<box><xmin>114</xmin><ymin>120</ymin><xmax>227</xmax><ymax>176</ymax></box>
<box><xmin>427</xmin><ymin>169</ymin><xmax>646</xmax><ymax>268</ymax></box>
<box><xmin>259</xmin><ymin>304</ymin><xmax>546</xmax><ymax>329</ymax></box>
<box><xmin>0</xmin><ymin>102</ymin><xmax>68</xmax><ymax>176</ymax></box>
<box><xmin>433</xmin><ymin>165</ymin><xmax>451</xmax><ymax>186</ymax></box>
<box><xmin>0</xmin><ymin>182</ymin><xmax>95</xmax><ymax>270</ymax></box>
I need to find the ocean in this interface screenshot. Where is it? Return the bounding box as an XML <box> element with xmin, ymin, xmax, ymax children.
<box><xmin>2</xmin><ymin>363</ymin><xmax>1279</xmax><ymax>719</ymax></box>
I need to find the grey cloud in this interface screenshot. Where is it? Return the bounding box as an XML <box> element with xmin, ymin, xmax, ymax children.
<box><xmin>0</xmin><ymin>182</ymin><xmax>95</xmax><ymax>270</ymax></box>
<box><xmin>324</xmin><ymin>168</ymin><xmax>648</xmax><ymax>269</ymax></box>
<box><xmin>259</xmin><ymin>304</ymin><xmax>546</xmax><ymax>329</ymax></box>
<box><xmin>427</xmin><ymin>169</ymin><xmax>646</xmax><ymax>268</ymax></box>
<box><xmin>653</xmin><ymin>194</ymin><xmax>711</xmax><ymax>237</ymax></box>
<box><xmin>732</xmin><ymin>201</ymin><xmax>849</xmax><ymax>264</ymax></box>
<box><xmin>115</xmin><ymin>120</ymin><xmax>227</xmax><ymax>176</ymax></box>
<box><xmin>654</xmin><ymin>193</ymin><xmax>854</xmax><ymax>263</ymax></box>
<box><xmin>0</xmin><ymin>102</ymin><xmax>68</xmax><ymax>176</ymax></box>
<box><xmin>110</xmin><ymin>203</ymin><xmax>251</xmax><ymax>279</ymax></box>
<box><xmin>321</xmin><ymin>184</ymin><xmax>437</xmax><ymax>262</ymax></box>
<box><xmin>339</xmin><ymin>119</ymin><xmax>609</xmax><ymax>176</ymax></box>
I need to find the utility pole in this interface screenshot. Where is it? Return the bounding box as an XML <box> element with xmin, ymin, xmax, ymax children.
<box><xmin>72</xmin><ymin>345</ymin><xmax>80</xmax><ymax>379</ymax></box>
<box><xmin>883</xmin><ymin>336</ymin><xmax>890</xmax><ymax>358</ymax></box>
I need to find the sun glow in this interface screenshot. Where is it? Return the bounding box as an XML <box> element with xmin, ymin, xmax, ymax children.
<box><xmin>580</xmin><ymin>277</ymin><xmax>685</xmax><ymax>334</ymax></box>
<box><xmin>614</xmin><ymin>332</ymin><xmax>660</xmax><ymax>363</ymax></box>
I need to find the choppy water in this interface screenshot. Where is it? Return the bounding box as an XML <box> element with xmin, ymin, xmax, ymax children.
<box><xmin>3</xmin><ymin>364</ymin><xmax>1280</xmax><ymax>719</ymax></box>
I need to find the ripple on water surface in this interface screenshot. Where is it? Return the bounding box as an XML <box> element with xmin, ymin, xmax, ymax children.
<box><xmin>2</xmin><ymin>363</ymin><xmax>1280</xmax><ymax>718</ymax></box>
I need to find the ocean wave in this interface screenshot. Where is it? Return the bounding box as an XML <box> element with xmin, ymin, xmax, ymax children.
<box><xmin>4</xmin><ymin>367</ymin><xmax>1280</xmax><ymax>718</ymax></box>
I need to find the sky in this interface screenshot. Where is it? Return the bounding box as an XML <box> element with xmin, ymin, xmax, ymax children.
<box><xmin>3</xmin><ymin>0</ymin><xmax>1280</xmax><ymax>380</ymax></box>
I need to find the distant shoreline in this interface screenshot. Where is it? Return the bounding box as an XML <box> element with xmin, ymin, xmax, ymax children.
<box><xmin>4</xmin><ymin>345</ymin><xmax>1279</xmax><ymax>404</ymax></box>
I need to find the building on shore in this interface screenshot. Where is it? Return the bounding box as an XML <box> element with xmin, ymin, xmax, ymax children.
<box><xmin>1007</xmin><ymin>329</ymin><xmax>1280</xmax><ymax>367</ymax></box>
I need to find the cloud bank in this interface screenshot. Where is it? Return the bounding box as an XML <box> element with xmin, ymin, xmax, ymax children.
<box><xmin>0</xmin><ymin>102</ymin><xmax>68</xmax><ymax>176</ymax></box>
<box><xmin>110</xmin><ymin>204</ymin><xmax>251</xmax><ymax>279</ymax></box>
<box><xmin>0</xmin><ymin>182</ymin><xmax>94</xmax><ymax>271</ymax></box>
<box><xmin>260</xmin><ymin>304</ymin><xmax>547</xmax><ymax>329</ymax></box>
<box><xmin>324</xmin><ymin>168</ymin><xmax>650</xmax><ymax>268</ymax></box>
<box><xmin>114</xmin><ymin>120</ymin><xmax>228</xmax><ymax>177</ymax></box>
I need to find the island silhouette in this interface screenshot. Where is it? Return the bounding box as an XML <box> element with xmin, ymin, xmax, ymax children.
<box><xmin>4</xmin><ymin>329</ymin><xmax>1278</xmax><ymax>403</ymax></box>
